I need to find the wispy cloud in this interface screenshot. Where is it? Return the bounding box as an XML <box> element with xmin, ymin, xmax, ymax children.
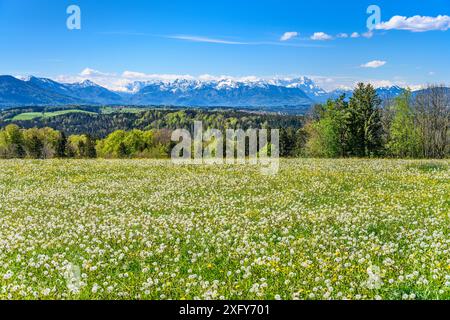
<box><xmin>280</xmin><ymin>32</ymin><xmax>298</xmax><ymax>41</ymax></box>
<box><xmin>361</xmin><ymin>60</ymin><xmax>387</xmax><ymax>68</ymax></box>
<box><xmin>376</xmin><ymin>15</ymin><xmax>450</xmax><ymax>32</ymax></box>
<box><xmin>168</xmin><ymin>35</ymin><xmax>249</xmax><ymax>45</ymax></box>
<box><xmin>166</xmin><ymin>34</ymin><xmax>329</xmax><ymax>48</ymax></box>
<box><xmin>102</xmin><ymin>30</ymin><xmax>368</xmax><ymax>45</ymax></box>
<box><xmin>122</xmin><ymin>71</ymin><xmax>195</xmax><ymax>81</ymax></box>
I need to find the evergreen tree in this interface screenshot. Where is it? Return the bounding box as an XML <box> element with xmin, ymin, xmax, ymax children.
<box><xmin>280</xmin><ymin>128</ymin><xmax>296</xmax><ymax>157</ymax></box>
<box><xmin>348</xmin><ymin>83</ymin><xmax>383</xmax><ymax>157</ymax></box>
<box><xmin>326</xmin><ymin>95</ymin><xmax>351</xmax><ymax>157</ymax></box>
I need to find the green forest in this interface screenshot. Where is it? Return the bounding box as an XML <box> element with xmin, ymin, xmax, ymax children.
<box><xmin>0</xmin><ymin>83</ymin><xmax>449</xmax><ymax>159</ymax></box>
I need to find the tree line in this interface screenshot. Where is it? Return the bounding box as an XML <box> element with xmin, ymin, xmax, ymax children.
<box><xmin>0</xmin><ymin>126</ymin><xmax>173</xmax><ymax>159</ymax></box>
<box><xmin>1</xmin><ymin>108</ymin><xmax>304</xmax><ymax>138</ymax></box>
<box><xmin>299</xmin><ymin>83</ymin><xmax>449</xmax><ymax>159</ymax></box>
<box><xmin>0</xmin><ymin>83</ymin><xmax>448</xmax><ymax>159</ymax></box>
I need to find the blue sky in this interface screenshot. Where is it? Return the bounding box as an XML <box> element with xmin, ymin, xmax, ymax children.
<box><xmin>0</xmin><ymin>0</ymin><xmax>449</xmax><ymax>91</ymax></box>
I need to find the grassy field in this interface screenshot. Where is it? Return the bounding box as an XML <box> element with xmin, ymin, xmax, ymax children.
<box><xmin>10</xmin><ymin>109</ymin><xmax>97</xmax><ymax>121</ymax></box>
<box><xmin>0</xmin><ymin>159</ymin><xmax>449</xmax><ymax>300</ymax></box>
<box><xmin>8</xmin><ymin>107</ymin><xmax>147</xmax><ymax>121</ymax></box>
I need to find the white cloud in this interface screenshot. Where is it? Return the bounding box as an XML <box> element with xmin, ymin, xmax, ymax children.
<box><xmin>280</xmin><ymin>32</ymin><xmax>298</xmax><ymax>41</ymax></box>
<box><xmin>55</xmin><ymin>69</ymin><xmax>432</xmax><ymax>93</ymax></box>
<box><xmin>80</xmin><ymin>68</ymin><xmax>115</xmax><ymax>77</ymax></box>
<box><xmin>336</xmin><ymin>31</ymin><xmax>373</xmax><ymax>39</ymax></box>
<box><xmin>308</xmin><ymin>74</ymin><xmax>431</xmax><ymax>91</ymax></box>
<box><xmin>361</xmin><ymin>60</ymin><xmax>387</xmax><ymax>68</ymax></box>
<box><xmin>375</xmin><ymin>15</ymin><xmax>450</xmax><ymax>32</ymax></box>
<box><xmin>198</xmin><ymin>74</ymin><xmax>226</xmax><ymax>81</ymax></box>
<box><xmin>366</xmin><ymin>80</ymin><xmax>394</xmax><ymax>88</ymax></box>
<box><xmin>408</xmin><ymin>84</ymin><xmax>427</xmax><ymax>91</ymax></box>
<box><xmin>122</xmin><ymin>71</ymin><xmax>195</xmax><ymax>81</ymax></box>
<box><xmin>310</xmin><ymin>32</ymin><xmax>333</xmax><ymax>41</ymax></box>
<box><xmin>311</xmin><ymin>75</ymin><xmax>428</xmax><ymax>91</ymax></box>
<box><xmin>347</xmin><ymin>79</ymin><xmax>423</xmax><ymax>90</ymax></box>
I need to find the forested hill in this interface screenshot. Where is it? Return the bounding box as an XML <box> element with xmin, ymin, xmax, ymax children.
<box><xmin>0</xmin><ymin>83</ymin><xmax>448</xmax><ymax>159</ymax></box>
<box><xmin>0</xmin><ymin>106</ymin><xmax>305</xmax><ymax>138</ymax></box>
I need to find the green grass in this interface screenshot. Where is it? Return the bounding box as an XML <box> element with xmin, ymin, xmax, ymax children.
<box><xmin>10</xmin><ymin>109</ymin><xmax>97</xmax><ymax>121</ymax></box>
<box><xmin>0</xmin><ymin>159</ymin><xmax>448</xmax><ymax>300</ymax></box>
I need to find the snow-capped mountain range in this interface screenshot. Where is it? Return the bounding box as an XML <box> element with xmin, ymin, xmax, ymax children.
<box><xmin>123</xmin><ymin>76</ymin><xmax>328</xmax><ymax>97</ymax></box>
<box><xmin>0</xmin><ymin>75</ymin><xmax>415</xmax><ymax>112</ymax></box>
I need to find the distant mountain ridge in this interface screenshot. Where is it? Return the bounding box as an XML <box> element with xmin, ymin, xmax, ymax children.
<box><xmin>0</xmin><ymin>75</ymin><xmax>434</xmax><ymax>111</ymax></box>
<box><xmin>128</xmin><ymin>78</ymin><xmax>314</xmax><ymax>108</ymax></box>
<box><xmin>0</xmin><ymin>76</ymin><xmax>81</xmax><ymax>105</ymax></box>
<box><xmin>26</xmin><ymin>77</ymin><xmax>123</xmax><ymax>105</ymax></box>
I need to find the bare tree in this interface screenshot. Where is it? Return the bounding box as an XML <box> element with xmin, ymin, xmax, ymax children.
<box><xmin>414</xmin><ymin>85</ymin><xmax>450</xmax><ymax>159</ymax></box>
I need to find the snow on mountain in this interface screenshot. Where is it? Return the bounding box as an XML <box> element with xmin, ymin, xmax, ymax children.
<box><xmin>269</xmin><ymin>77</ymin><xmax>328</xmax><ymax>97</ymax></box>
<box><xmin>129</xmin><ymin>77</ymin><xmax>314</xmax><ymax>108</ymax></box>
<box><xmin>66</xmin><ymin>79</ymin><xmax>100</xmax><ymax>89</ymax></box>
<box><xmin>26</xmin><ymin>76</ymin><xmax>72</xmax><ymax>95</ymax></box>
<box><xmin>313</xmin><ymin>85</ymin><xmax>405</xmax><ymax>103</ymax></box>
<box><xmin>0</xmin><ymin>76</ymin><xmax>123</xmax><ymax>106</ymax></box>
<box><xmin>0</xmin><ymin>76</ymin><xmax>82</xmax><ymax>105</ymax></box>
<box><xmin>0</xmin><ymin>75</ymin><xmax>416</xmax><ymax>109</ymax></box>
<box><xmin>375</xmin><ymin>85</ymin><xmax>404</xmax><ymax>99</ymax></box>
<box><xmin>123</xmin><ymin>76</ymin><xmax>327</xmax><ymax>97</ymax></box>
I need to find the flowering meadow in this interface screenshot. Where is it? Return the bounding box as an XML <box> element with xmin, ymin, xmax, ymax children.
<box><xmin>0</xmin><ymin>159</ymin><xmax>449</xmax><ymax>300</ymax></box>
